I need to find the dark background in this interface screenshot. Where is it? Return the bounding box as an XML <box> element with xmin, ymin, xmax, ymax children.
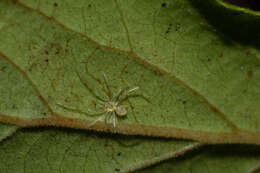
<box><xmin>224</xmin><ymin>0</ymin><xmax>260</xmax><ymax>11</ymax></box>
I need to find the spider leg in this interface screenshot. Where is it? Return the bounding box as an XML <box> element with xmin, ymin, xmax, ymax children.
<box><xmin>102</xmin><ymin>73</ymin><xmax>112</xmax><ymax>99</ymax></box>
<box><xmin>113</xmin><ymin>88</ymin><xmax>123</xmax><ymax>101</ymax></box>
<box><xmin>75</xmin><ymin>70</ymin><xmax>107</xmax><ymax>102</ymax></box>
<box><xmin>86</xmin><ymin>113</ymin><xmax>106</xmax><ymax>128</ymax></box>
<box><xmin>113</xmin><ymin>86</ymin><xmax>138</xmax><ymax>102</ymax></box>
<box><xmin>117</xmin><ymin>86</ymin><xmax>139</xmax><ymax>104</ymax></box>
<box><xmin>56</xmin><ymin>103</ymin><xmax>106</xmax><ymax>116</ymax></box>
<box><xmin>113</xmin><ymin>112</ymin><xmax>117</xmax><ymax>128</ymax></box>
<box><xmin>97</xmin><ymin>99</ymin><xmax>105</xmax><ymax>105</ymax></box>
<box><xmin>105</xmin><ymin>112</ymin><xmax>111</xmax><ymax>124</ymax></box>
<box><xmin>126</xmin><ymin>86</ymin><xmax>139</xmax><ymax>94</ymax></box>
<box><xmin>119</xmin><ymin>87</ymin><xmax>151</xmax><ymax>104</ymax></box>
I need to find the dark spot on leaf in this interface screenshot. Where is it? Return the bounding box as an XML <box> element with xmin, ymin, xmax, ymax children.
<box><xmin>0</xmin><ymin>66</ymin><xmax>7</xmax><ymax>72</ymax></box>
<box><xmin>12</xmin><ymin>104</ymin><xmax>17</xmax><ymax>109</ymax></box>
<box><xmin>165</xmin><ymin>23</ymin><xmax>172</xmax><ymax>34</ymax></box>
<box><xmin>117</xmin><ymin>152</ymin><xmax>121</xmax><ymax>156</ymax></box>
<box><xmin>88</xmin><ymin>4</ymin><xmax>92</xmax><ymax>8</ymax></box>
<box><xmin>53</xmin><ymin>2</ymin><xmax>58</xmax><ymax>7</ymax></box>
<box><xmin>207</xmin><ymin>58</ymin><xmax>211</xmax><ymax>62</ymax></box>
<box><xmin>45</xmin><ymin>59</ymin><xmax>49</xmax><ymax>62</ymax></box>
<box><xmin>175</xmin><ymin>23</ymin><xmax>181</xmax><ymax>31</ymax></box>
<box><xmin>115</xmin><ymin>168</ymin><xmax>120</xmax><ymax>172</ymax></box>
<box><xmin>92</xmin><ymin>100</ymin><xmax>97</xmax><ymax>108</ymax></box>
<box><xmin>247</xmin><ymin>70</ymin><xmax>253</xmax><ymax>79</ymax></box>
<box><xmin>182</xmin><ymin>100</ymin><xmax>187</xmax><ymax>104</ymax></box>
<box><xmin>55</xmin><ymin>49</ymin><xmax>60</xmax><ymax>54</ymax></box>
<box><xmin>210</xmin><ymin>106</ymin><xmax>218</xmax><ymax>113</ymax></box>
<box><xmin>44</xmin><ymin>50</ymin><xmax>49</xmax><ymax>55</ymax></box>
<box><xmin>219</xmin><ymin>52</ymin><xmax>224</xmax><ymax>58</ymax></box>
<box><xmin>161</xmin><ymin>3</ymin><xmax>167</xmax><ymax>7</ymax></box>
<box><xmin>11</xmin><ymin>0</ymin><xmax>18</xmax><ymax>4</ymax></box>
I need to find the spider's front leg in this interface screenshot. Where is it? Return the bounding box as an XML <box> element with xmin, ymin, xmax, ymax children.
<box><xmin>117</xmin><ymin>86</ymin><xmax>140</xmax><ymax>104</ymax></box>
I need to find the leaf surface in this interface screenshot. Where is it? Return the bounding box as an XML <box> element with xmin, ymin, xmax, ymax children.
<box><xmin>139</xmin><ymin>145</ymin><xmax>260</xmax><ymax>173</ymax></box>
<box><xmin>0</xmin><ymin>128</ymin><xmax>196</xmax><ymax>173</ymax></box>
<box><xmin>0</xmin><ymin>123</ymin><xmax>18</xmax><ymax>142</ymax></box>
<box><xmin>0</xmin><ymin>0</ymin><xmax>259</xmax><ymax>144</ymax></box>
<box><xmin>0</xmin><ymin>0</ymin><xmax>260</xmax><ymax>172</ymax></box>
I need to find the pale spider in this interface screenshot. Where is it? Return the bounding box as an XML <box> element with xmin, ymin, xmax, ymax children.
<box><xmin>57</xmin><ymin>72</ymin><xmax>140</xmax><ymax>128</ymax></box>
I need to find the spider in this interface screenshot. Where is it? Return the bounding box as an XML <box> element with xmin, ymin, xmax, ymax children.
<box><xmin>57</xmin><ymin>72</ymin><xmax>140</xmax><ymax>128</ymax></box>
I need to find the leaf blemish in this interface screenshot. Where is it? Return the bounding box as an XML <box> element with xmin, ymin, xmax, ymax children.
<box><xmin>165</xmin><ymin>23</ymin><xmax>172</xmax><ymax>34</ymax></box>
<box><xmin>53</xmin><ymin>2</ymin><xmax>58</xmax><ymax>7</ymax></box>
<box><xmin>0</xmin><ymin>66</ymin><xmax>7</xmax><ymax>72</ymax></box>
<box><xmin>115</xmin><ymin>168</ymin><xmax>120</xmax><ymax>172</ymax></box>
<box><xmin>247</xmin><ymin>70</ymin><xmax>253</xmax><ymax>79</ymax></box>
<box><xmin>161</xmin><ymin>3</ymin><xmax>167</xmax><ymax>7</ymax></box>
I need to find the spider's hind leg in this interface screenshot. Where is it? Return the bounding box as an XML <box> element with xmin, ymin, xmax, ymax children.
<box><xmin>86</xmin><ymin>113</ymin><xmax>106</xmax><ymax>128</ymax></box>
<box><xmin>56</xmin><ymin>103</ymin><xmax>106</xmax><ymax>116</ymax></box>
<box><xmin>113</xmin><ymin>112</ymin><xmax>118</xmax><ymax>128</ymax></box>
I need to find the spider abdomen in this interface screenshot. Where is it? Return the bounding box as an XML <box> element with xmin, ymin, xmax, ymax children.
<box><xmin>116</xmin><ymin>106</ymin><xmax>127</xmax><ymax>117</ymax></box>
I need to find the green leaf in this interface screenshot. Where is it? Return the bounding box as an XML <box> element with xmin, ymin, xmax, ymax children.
<box><xmin>0</xmin><ymin>128</ymin><xmax>197</xmax><ymax>173</ymax></box>
<box><xmin>139</xmin><ymin>145</ymin><xmax>260</xmax><ymax>173</ymax></box>
<box><xmin>0</xmin><ymin>0</ymin><xmax>260</xmax><ymax>172</ymax></box>
<box><xmin>0</xmin><ymin>0</ymin><xmax>259</xmax><ymax>144</ymax></box>
<box><xmin>0</xmin><ymin>123</ymin><xmax>18</xmax><ymax>142</ymax></box>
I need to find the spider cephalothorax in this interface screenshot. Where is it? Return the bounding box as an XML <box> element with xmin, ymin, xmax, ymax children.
<box><xmin>104</xmin><ymin>101</ymin><xmax>127</xmax><ymax>116</ymax></box>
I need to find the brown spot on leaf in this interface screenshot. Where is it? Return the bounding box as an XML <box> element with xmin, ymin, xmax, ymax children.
<box><xmin>0</xmin><ymin>66</ymin><xmax>7</xmax><ymax>72</ymax></box>
<box><xmin>247</xmin><ymin>70</ymin><xmax>253</xmax><ymax>79</ymax></box>
<box><xmin>53</xmin><ymin>2</ymin><xmax>58</xmax><ymax>7</ymax></box>
<box><xmin>210</xmin><ymin>106</ymin><xmax>218</xmax><ymax>113</ymax></box>
<box><xmin>55</xmin><ymin>48</ymin><xmax>60</xmax><ymax>54</ymax></box>
<box><xmin>11</xmin><ymin>0</ymin><xmax>18</xmax><ymax>4</ymax></box>
<box><xmin>115</xmin><ymin>168</ymin><xmax>120</xmax><ymax>172</ymax></box>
